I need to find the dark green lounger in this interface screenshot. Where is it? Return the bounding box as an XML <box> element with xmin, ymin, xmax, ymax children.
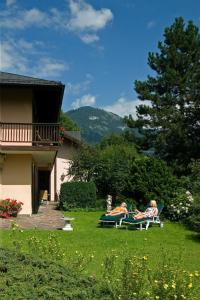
<box><xmin>99</xmin><ymin>213</ymin><xmax>126</xmax><ymax>228</ymax></box>
<box><xmin>99</xmin><ymin>203</ymin><xmax>132</xmax><ymax>228</ymax></box>
<box><xmin>122</xmin><ymin>203</ymin><xmax>164</xmax><ymax>230</ymax></box>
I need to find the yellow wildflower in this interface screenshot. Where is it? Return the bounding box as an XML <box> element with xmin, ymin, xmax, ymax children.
<box><xmin>154</xmin><ymin>280</ymin><xmax>158</xmax><ymax>283</ymax></box>
<box><xmin>181</xmin><ymin>295</ymin><xmax>186</xmax><ymax>299</ymax></box>
<box><xmin>155</xmin><ymin>296</ymin><xmax>160</xmax><ymax>299</ymax></box>
<box><xmin>163</xmin><ymin>284</ymin><xmax>169</xmax><ymax>289</ymax></box>
<box><xmin>189</xmin><ymin>273</ymin><xmax>193</xmax><ymax>277</ymax></box>
<box><xmin>171</xmin><ymin>282</ymin><xmax>176</xmax><ymax>289</ymax></box>
<box><xmin>188</xmin><ymin>282</ymin><xmax>193</xmax><ymax>288</ymax></box>
<box><xmin>194</xmin><ymin>271</ymin><xmax>199</xmax><ymax>277</ymax></box>
<box><xmin>143</xmin><ymin>256</ymin><xmax>148</xmax><ymax>260</ymax></box>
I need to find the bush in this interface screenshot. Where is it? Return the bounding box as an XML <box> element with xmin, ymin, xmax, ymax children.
<box><xmin>59</xmin><ymin>181</ymin><xmax>96</xmax><ymax>210</ymax></box>
<box><xmin>0</xmin><ymin>199</ymin><xmax>23</xmax><ymax>218</ymax></box>
<box><xmin>0</xmin><ymin>247</ymin><xmax>112</xmax><ymax>300</ymax></box>
<box><xmin>186</xmin><ymin>195</ymin><xmax>200</xmax><ymax>232</ymax></box>
<box><xmin>127</xmin><ymin>157</ymin><xmax>178</xmax><ymax>206</ymax></box>
<box><xmin>189</xmin><ymin>160</ymin><xmax>200</xmax><ymax>194</ymax></box>
<box><xmin>165</xmin><ymin>189</ymin><xmax>194</xmax><ymax>221</ymax></box>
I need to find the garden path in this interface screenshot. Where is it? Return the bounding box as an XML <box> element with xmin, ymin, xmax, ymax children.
<box><xmin>0</xmin><ymin>202</ymin><xmax>65</xmax><ymax>230</ymax></box>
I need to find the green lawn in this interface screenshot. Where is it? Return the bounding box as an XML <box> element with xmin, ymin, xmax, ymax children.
<box><xmin>1</xmin><ymin>211</ymin><xmax>200</xmax><ymax>275</ymax></box>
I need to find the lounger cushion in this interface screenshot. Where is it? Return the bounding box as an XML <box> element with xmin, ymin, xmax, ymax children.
<box><xmin>99</xmin><ymin>213</ymin><xmax>125</xmax><ymax>222</ymax></box>
<box><xmin>122</xmin><ymin>217</ymin><xmax>152</xmax><ymax>224</ymax></box>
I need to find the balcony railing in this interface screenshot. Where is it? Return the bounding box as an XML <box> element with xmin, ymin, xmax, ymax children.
<box><xmin>0</xmin><ymin>122</ymin><xmax>60</xmax><ymax>146</ymax></box>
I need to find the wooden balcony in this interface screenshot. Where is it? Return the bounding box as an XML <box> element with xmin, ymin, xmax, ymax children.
<box><xmin>0</xmin><ymin>122</ymin><xmax>60</xmax><ymax>148</ymax></box>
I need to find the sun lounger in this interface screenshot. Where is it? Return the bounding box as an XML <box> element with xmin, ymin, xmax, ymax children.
<box><xmin>122</xmin><ymin>203</ymin><xmax>164</xmax><ymax>230</ymax></box>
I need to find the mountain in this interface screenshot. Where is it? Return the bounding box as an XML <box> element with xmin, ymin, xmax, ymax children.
<box><xmin>65</xmin><ymin>106</ymin><xmax>126</xmax><ymax>144</ymax></box>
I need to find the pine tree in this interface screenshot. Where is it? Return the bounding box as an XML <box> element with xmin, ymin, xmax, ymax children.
<box><xmin>132</xmin><ymin>17</ymin><xmax>200</xmax><ymax>173</ymax></box>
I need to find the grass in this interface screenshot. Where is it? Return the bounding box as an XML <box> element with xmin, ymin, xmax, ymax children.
<box><xmin>1</xmin><ymin>211</ymin><xmax>200</xmax><ymax>275</ymax></box>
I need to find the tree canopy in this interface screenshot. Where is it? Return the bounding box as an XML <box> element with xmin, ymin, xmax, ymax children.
<box><xmin>127</xmin><ymin>17</ymin><xmax>200</xmax><ymax>174</ymax></box>
<box><xmin>60</xmin><ymin>110</ymin><xmax>79</xmax><ymax>131</ymax></box>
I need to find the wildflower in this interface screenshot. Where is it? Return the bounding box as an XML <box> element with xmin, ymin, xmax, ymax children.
<box><xmin>194</xmin><ymin>271</ymin><xmax>199</xmax><ymax>277</ymax></box>
<box><xmin>163</xmin><ymin>283</ymin><xmax>169</xmax><ymax>289</ymax></box>
<box><xmin>189</xmin><ymin>273</ymin><xmax>193</xmax><ymax>277</ymax></box>
<box><xmin>171</xmin><ymin>282</ymin><xmax>176</xmax><ymax>289</ymax></box>
<box><xmin>181</xmin><ymin>295</ymin><xmax>186</xmax><ymax>299</ymax></box>
<box><xmin>188</xmin><ymin>283</ymin><xmax>193</xmax><ymax>288</ymax></box>
<box><xmin>154</xmin><ymin>280</ymin><xmax>158</xmax><ymax>283</ymax></box>
<box><xmin>143</xmin><ymin>256</ymin><xmax>148</xmax><ymax>260</ymax></box>
<box><xmin>146</xmin><ymin>292</ymin><xmax>150</xmax><ymax>295</ymax></box>
<box><xmin>155</xmin><ymin>297</ymin><xmax>160</xmax><ymax>299</ymax></box>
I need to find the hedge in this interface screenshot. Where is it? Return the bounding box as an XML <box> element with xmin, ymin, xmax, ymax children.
<box><xmin>59</xmin><ymin>181</ymin><xmax>96</xmax><ymax>210</ymax></box>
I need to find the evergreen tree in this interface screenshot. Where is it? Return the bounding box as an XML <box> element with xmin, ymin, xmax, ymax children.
<box><xmin>129</xmin><ymin>17</ymin><xmax>200</xmax><ymax>174</ymax></box>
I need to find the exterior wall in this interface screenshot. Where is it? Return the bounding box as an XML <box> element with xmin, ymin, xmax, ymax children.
<box><xmin>0</xmin><ymin>87</ymin><xmax>33</xmax><ymax>146</ymax></box>
<box><xmin>0</xmin><ymin>167</ymin><xmax>2</xmax><ymax>198</ymax></box>
<box><xmin>1</xmin><ymin>154</ymin><xmax>32</xmax><ymax>215</ymax></box>
<box><xmin>0</xmin><ymin>155</ymin><xmax>6</xmax><ymax>197</ymax></box>
<box><xmin>50</xmin><ymin>140</ymin><xmax>78</xmax><ymax>201</ymax></box>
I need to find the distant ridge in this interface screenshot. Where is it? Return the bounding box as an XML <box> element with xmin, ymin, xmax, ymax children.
<box><xmin>65</xmin><ymin>106</ymin><xmax>126</xmax><ymax>144</ymax></box>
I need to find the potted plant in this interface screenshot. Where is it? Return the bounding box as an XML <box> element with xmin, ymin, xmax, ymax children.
<box><xmin>0</xmin><ymin>198</ymin><xmax>23</xmax><ymax>218</ymax></box>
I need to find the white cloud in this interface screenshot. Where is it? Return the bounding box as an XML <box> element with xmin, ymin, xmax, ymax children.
<box><xmin>71</xmin><ymin>94</ymin><xmax>96</xmax><ymax>109</ymax></box>
<box><xmin>0</xmin><ymin>8</ymin><xmax>51</xmax><ymax>29</ymax></box>
<box><xmin>147</xmin><ymin>20</ymin><xmax>156</xmax><ymax>29</ymax></box>
<box><xmin>68</xmin><ymin>0</ymin><xmax>113</xmax><ymax>31</ymax></box>
<box><xmin>33</xmin><ymin>58</ymin><xmax>68</xmax><ymax>78</ymax></box>
<box><xmin>6</xmin><ymin>0</ymin><xmax>16</xmax><ymax>6</ymax></box>
<box><xmin>103</xmin><ymin>97</ymin><xmax>151</xmax><ymax>118</ymax></box>
<box><xmin>0</xmin><ymin>40</ymin><xmax>29</xmax><ymax>73</ymax></box>
<box><xmin>0</xmin><ymin>0</ymin><xmax>113</xmax><ymax>44</ymax></box>
<box><xmin>65</xmin><ymin>73</ymin><xmax>93</xmax><ymax>95</ymax></box>
<box><xmin>80</xmin><ymin>33</ymin><xmax>99</xmax><ymax>44</ymax></box>
<box><xmin>0</xmin><ymin>38</ymin><xmax>68</xmax><ymax>78</ymax></box>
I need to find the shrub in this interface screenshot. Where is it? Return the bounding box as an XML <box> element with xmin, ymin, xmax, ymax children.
<box><xmin>189</xmin><ymin>160</ymin><xmax>200</xmax><ymax>194</ymax></box>
<box><xmin>165</xmin><ymin>189</ymin><xmax>194</xmax><ymax>221</ymax></box>
<box><xmin>127</xmin><ymin>157</ymin><xmax>177</xmax><ymax>206</ymax></box>
<box><xmin>0</xmin><ymin>248</ymin><xmax>112</xmax><ymax>300</ymax></box>
<box><xmin>186</xmin><ymin>195</ymin><xmax>200</xmax><ymax>232</ymax></box>
<box><xmin>0</xmin><ymin>199</ymin><xmax>23</xmax><ymax>218</ymax></box>
<box><xmin>59</xmin><ymin>181</ymin><xmax>96</xmax><ymax>210</ymax></box>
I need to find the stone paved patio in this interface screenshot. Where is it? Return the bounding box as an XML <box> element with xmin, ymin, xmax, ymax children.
<box><xmin>0</xmin><ymin>202</ymin><xmax>65</xmax><ymax>230</ymax></box>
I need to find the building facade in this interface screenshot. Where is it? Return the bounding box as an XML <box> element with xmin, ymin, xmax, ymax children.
<box><xmin>0</xmin><ymin>72</ymin><xmax>64</xmax><ymax>214</ymax></box>
<box><xmin>50</xmin><ymin>131</ymin><xmax>81</xmax><ymax>201</ymax></box>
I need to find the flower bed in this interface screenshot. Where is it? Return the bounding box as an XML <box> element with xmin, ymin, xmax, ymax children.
<box><xmin>0</xmin><ymin>198</ymin><xmax>23</xmax><ymax>218</ymax></box>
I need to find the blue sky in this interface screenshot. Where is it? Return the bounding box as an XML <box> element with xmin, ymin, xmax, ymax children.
<box><xmin>0</xmin><ymin>0</ymin><xmax>199</xmax><ymax>117</ymax></box>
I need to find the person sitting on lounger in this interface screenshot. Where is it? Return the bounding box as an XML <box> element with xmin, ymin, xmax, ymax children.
<box><xmin>133</xmin><ymin>200</ymin><xmax>158</xmax><ymax>219</ymax></box>
<box><xmin>105</xmin><ymin>202</ymin><xmax>128</xmax><ymax>216</ymax></box>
